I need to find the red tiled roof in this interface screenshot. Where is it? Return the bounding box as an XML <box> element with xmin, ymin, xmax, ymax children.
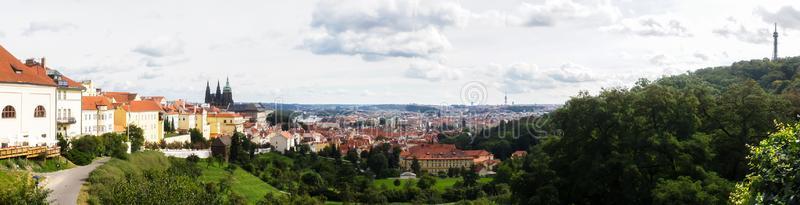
<box><xmin>0</xmin><ymin>45</ymin><xmax>56</xmax><ymax>86</ymax></box>
<box><xmin>82</xmin><ymin>96</ymin><xmax>113</xmax><ymax>110</ymax></box>
<box><xmin>209</xmin><ymin>112</ymin><xmax>242</xmax><ymax>118</ymax></box>
<box><xmin>59</xmin><ymin>74</ymin><xmax>84</xmax><ymax>89</ymax></box>
<box><xmin>141</xmin><ymin>96</ymin><xmax>165</xmax><ymax>103</ymax></box>
<box><xmin>401</xmin><ymin>144</ymin><xmax>488</xmax><ymax>160</ymax></box>
<box><xmin>124</xmin><ymin>100</ymin><xmax>162</xmax><ymax>112</ymax></box>
<box><xmin>103</xmin><ymin>92</ymin><xmax>137</xmax><ymax>104</ymax></box>
<box><xmin>511</xmin><ymin>150</ymin><xmax>527</xmax><ymax>158</ymax></box>
<box><xmin>463</xmin><ymin>150</ymin><xmax>492</xmax><ymax>157</ymax></box>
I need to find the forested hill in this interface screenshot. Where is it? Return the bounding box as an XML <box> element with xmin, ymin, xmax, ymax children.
<box><xmin>455</xmin><ymin>57</ymin><xmax>800</xmax><ymax>204</ymax></box>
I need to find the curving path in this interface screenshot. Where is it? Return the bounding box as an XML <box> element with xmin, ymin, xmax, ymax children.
<box><xmin>38</xmin><ymin>157</ymin><xmax>110</xmax><ymax>205</ymax></box>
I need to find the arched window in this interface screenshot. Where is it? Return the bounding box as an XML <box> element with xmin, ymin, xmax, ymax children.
<box><xmin>2</xmin><ymin>106</ymin><xmax>15</xmax><ymax>118</ymax></box>
<box><xmin>34</xmin><ymin>105</ymin><xmax>46</xmax><ymax>118</ymax></box>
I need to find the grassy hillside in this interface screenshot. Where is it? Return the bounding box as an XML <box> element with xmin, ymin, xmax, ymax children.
<box><xmin>198</xmin><ymin>161</ymin><xmax>283</xmax><ymax>203</ymax></box>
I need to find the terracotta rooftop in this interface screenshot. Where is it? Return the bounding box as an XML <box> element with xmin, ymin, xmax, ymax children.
<box><xmin>0</xmin><ymin>45</ymin><xmax>56</xmax><ymax>86</ymax></box>
<box><xmin>401</xmin><ymin>144</ymin><xmax>489</xmax><ymax>160</ymax></box>
<box><xmin>209</xmin><ymin>112</ymin><xmax>242</xmax><ymax>118</ymax></box>
<box><xmin>82</xmin><ymin>96</ymin><xmax>113</xmax><ymax>110</ymax></box>
<box><xmin>123</xmin><ymin>100</ymin><xmax>162</xmax><ymax>112</ymax></box>
<box><xmin>103</xmin><ymin>92</ymin><xmax>138</xmax><ymax>104</ymax></box>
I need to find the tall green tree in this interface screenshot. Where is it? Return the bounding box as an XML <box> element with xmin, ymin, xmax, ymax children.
<box><xmin>125</xmin><ymin>125</ymin><xmax>145</xmax><ymax>152</ymax></box>
<box><xmin>730</xmin><ymin>122</ymin><xmax>800</xmax><ymax>204</ymax></box>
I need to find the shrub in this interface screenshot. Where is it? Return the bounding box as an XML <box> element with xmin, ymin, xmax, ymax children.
<box><xmin>65</xmin><ymin>149</ymin><xmax>93</xmax><ymax>166</ymax></box>
<box><xmin>0</xmin><ymin>171</ymin><xmax>50</xmax><ymax>204</ymax></box>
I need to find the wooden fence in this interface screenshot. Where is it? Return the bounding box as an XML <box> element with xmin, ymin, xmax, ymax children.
<box><xmin>0</xmin><ymin>146</ymin><xmax>60</xmax><ymax>159</ymax></box>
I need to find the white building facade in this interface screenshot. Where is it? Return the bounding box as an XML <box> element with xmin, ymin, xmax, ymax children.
<box><xmin>268</xmin><ymin>131</ymin><xmax>300</xmax><ymax>153</ymax></box>
<box><xmin>82</xmin><ymin>96</ymin><xmax>115</xmax><ymax>136</ymax></box>
<box><xmin>0</xmin><ymin>46</ymin><xmax>58</xmax><ymax>148</ymax></box>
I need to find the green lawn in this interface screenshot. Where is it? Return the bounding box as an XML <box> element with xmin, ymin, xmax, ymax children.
<box><xmin>374</xmin><ymin>177</ymin><xmax>493</xmax><ymax>192</ymax></box>
<box><xmin>198</xmin><ymin>161</ymin><xmax>283</xmax><ymax>203</ymax></box>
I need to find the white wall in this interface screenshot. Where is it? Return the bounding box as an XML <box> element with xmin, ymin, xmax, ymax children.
<box><xmin>57</xmin><ymin>88</ymin><xmax>82</xmax><ymax>138</ymax></box>
<box><xmin>160</xmin><ymin>149</ymin><xmax>210</xmax><ymax>158</ymax></box>
<box><xmin>0</xmin><ymin>83</ymin><xmax>56</xmax><ymax>147</ymax></box>
<box><xmin>82</xmin><ymin>108</ymin><xmax>114</xmax><ymax>136</ymax></box>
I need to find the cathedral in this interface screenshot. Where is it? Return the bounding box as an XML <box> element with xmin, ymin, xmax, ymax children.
<box><xmin>205</xmin><ymin>78</ymin><xmax>234</xmax><ymax>108</ymax></box>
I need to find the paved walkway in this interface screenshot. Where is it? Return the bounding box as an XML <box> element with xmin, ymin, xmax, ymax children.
<box><xmin>38</xmin><ymin>157</ymin><xmax>110</xmax><ymax>205</ymax></box>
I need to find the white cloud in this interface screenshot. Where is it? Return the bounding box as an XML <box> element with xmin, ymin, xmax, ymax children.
<box><xmin>547</xmin><ymin>63</ymin><xmax>597</xmax><ymax>83</ymax></box>
<box><xmin>507</xmin><ymin>0</ymin><xmax>620</xmax><ymax>27</ymax></box>
<box><xmin>602</xmin><ymin>16</ymin><xmax>691</xmax><ymax>37</ymax></box>
<box><xmin>499</xmin><ymin>63</ymin><xmax>556</xmax><ymax>93</ymax></box>
<box><xmin>405</xmin><ymin>60</ymin><xmax>463</xmax><ymax>81</ymax></box>
<box><xmin>303</xmin><ymin>26</ymin><xmax>451</xmax><ymax>61</ymax></box>
<box><xmin>144</xmin><ymin>57</ymin><xmax>190</xmax><ymax>67</ymax></box>
<box><xmin>647</xmin><ymin>52</ymin><xmax>720</xmax><ymax>68</ymax></box>
<box><xmin>22</xmin><ymin>21</ymin><xmax>77</xmax><ymax>36</ymax></box>
<box><xmin>133</xmin><ymin>36</ymin><xmax>186</xmax><ymax>58</ymax></box>
<box><xmin>138</xmin><ymin>71</ymin><xmax>159</xmax><ymax>80</ymax></box>
<box><xmin>301</xmin><ymin>0</ymin><xmax>470</xmax><ymax>60</ymax></box>
<box><xmin>497</xmin><ymin>62</ymin><xmax>601</xmax><ymax>93</ymax></box>
<box><xmin>713</xmin><ymin>17</ymin><xmax>771</xmax><ymax>44</ymax></box>
<box><xmin>756</xmin><ymin>6</ymin><xmax>800</xmax><ymax>29</ymax></box>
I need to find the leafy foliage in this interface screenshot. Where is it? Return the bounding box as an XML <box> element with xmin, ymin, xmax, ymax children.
<box><xmin>0</xmin><ymin>171</ymin><xmax>50</xmax><ymax>204</ymax></box>
<box><xmin>64</xmin><ymin>133</ymin><xmax>129</xmax><ymax>165</ymax></box>
<box><xmin>124</xmin><ymin>125</ymin><xmax>145</xmax><ymax>152</ymax></box>
<box><xmin>479</xmin><ymin>57</ymin><xmax>800</xmax><ymax>204</ymax></box>
<box><xmin>730</xmin><ymin>122</ymin><xmax>800</xmax><ymax>204</ymax></box>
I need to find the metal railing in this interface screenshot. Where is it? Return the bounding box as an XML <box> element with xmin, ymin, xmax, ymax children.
<box><xmin>57</xmin><ymin>117</ymin><xmax>76</xmax><ymax>124</ymax></box>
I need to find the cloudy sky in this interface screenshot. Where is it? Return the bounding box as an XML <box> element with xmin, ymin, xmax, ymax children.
<box><xmin>1</xmin><ymin>0</ymin><xmax>799</xmax><ymax>105</ymax></box>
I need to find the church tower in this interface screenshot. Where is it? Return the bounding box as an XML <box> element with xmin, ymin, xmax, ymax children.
<box><xmin>222</xmin><ymin>77</ymin><xmax>234</xmax><ymax>108</ymax></box>
<box><xmin>204</xmin><ymin>81</ymin><xmax>212</xmax><ymax>104</ymax></box>
<box><xmin>215</xmin><ymin>80</ymin><xmax>222</xmax><ymax>106</ymax></box>
<box><xmin>773</xmin><ymin>23</ymin><xmax>779</xmax><ymax>61</ymax></box>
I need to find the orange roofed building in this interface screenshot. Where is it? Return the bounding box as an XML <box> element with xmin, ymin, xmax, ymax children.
<box><xmin>81</xmin><ymin>96</ymin><xmax>115</xmax><ymax>136</ymax></box>
<box><xmin>399</xmin><ymin>144</ymin><xmax>496</xmax><ymax>174</ymax></box>
<box><xmin>114</xmin><ymin>100</ymin><xmax>163</xmax><ymax>142</ymax></box>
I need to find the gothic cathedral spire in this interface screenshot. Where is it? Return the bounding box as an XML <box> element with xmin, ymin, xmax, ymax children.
<box><xmin>204</xmin><ymin>81</ymin><xmax>212</xmax><ymax>104</ymax></box>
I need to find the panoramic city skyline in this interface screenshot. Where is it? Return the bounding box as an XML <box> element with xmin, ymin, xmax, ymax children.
<box><xmin>0</xmin><ymin>0</ymin><xmax>798</xmax><ymax>104</ymax></box>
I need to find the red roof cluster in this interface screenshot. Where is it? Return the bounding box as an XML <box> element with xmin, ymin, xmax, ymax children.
<box><xmin>123</xmin><ymin>100</ymin><xmax>162</xmax><ymax>112</ymax></box>
<box><xmin>0</xmin><ymin>45</ymin><xmax>56</xmax><ymax>86</ymax></box>
<box><xmin>82</xmin><ymin>96</ymin><xmax>114</xmax><ymax>110</ymax></box>
<box><xmin>103</xmin><ymin>92</ymin><xmax>138</xmax><ymax>104</ymax></box>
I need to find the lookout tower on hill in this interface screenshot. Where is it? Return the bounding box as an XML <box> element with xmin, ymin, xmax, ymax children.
<box><xmin>773</xmin><ymin>23</ymin><xmax>779</xmax><ymax>61</ymax></box>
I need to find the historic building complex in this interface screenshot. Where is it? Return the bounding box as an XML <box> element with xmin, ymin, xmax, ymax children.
<box><xmin>204</xmin><ymin>78</ymin><xmax>234</xmax><ymax>108</ymax></box>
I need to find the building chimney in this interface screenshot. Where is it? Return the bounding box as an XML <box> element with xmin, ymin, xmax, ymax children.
<box><xmin>25</xmin><ymin>58</ymin><xmax>36</xmax><ymax>66</ymax></box>
<box><xmin>41</xmin><ymin>57</ymin><xmax>46</xmax><ymax>68</ymax></box>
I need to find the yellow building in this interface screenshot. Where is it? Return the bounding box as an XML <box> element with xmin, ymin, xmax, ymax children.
<box><xmin>208</xmin><ymin>112</ymin><xmax>244</xmax><ymax>136</ymax></box>
<box><xmin>169</xmin><ymin>103</ymin><xmax>210</xmax><ymax>140</ymax></box>
<box><xmin>113</xmin><ymin>100</ymin><xmax>163</xmax><ymax>143</ymax></box>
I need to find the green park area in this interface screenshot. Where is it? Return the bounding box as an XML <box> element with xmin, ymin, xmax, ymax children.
<box><xmin>374</xmin><ymin>177</ymin><xmax>493</xmax><ymax>192</ymax></box>
<box><xmin>198</xmin><ymin>161</ymin><xmax>284</xmax><ymax>203</ymax></box>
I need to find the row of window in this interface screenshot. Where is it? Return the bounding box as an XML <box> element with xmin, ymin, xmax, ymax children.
<box><xmin>2</xmin><ymin>105</ymin><xmax>46</xmax><ymax>119</ymax></box>
<box><xmin>84</xmin><ymin>113</ymin><xmax>111</xmax><ymax>121</ymax></box>
<box><xmin>58</xmin><ymin>108</ymin><xmax>72</xmax><ymax>119</ymax></box>
<box><xmin>57</xmin><ymin>90</ymin><xmax>68</xmax><ymax>100</ymax></box>
<box><xmin>84</xmin><ymin>125</ymin><xmax>110</xmax><ymax>133</ymax></box>
<box><xmin>131</xmin><ymin>113</ymin><xmax>158</xmax><ymax>121</ymax></box>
